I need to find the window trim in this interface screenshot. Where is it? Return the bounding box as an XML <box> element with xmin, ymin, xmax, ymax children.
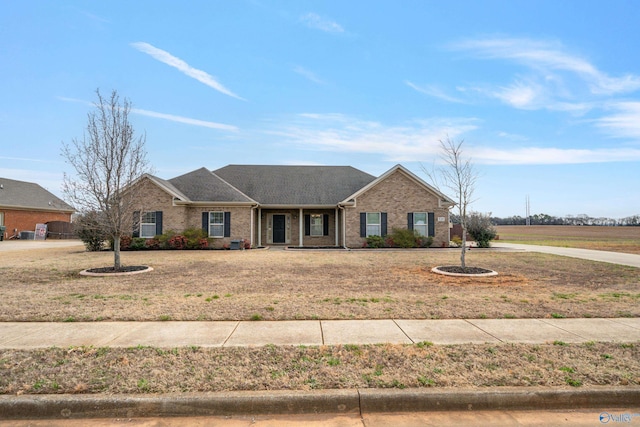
<box><xmin>208</xmin><ymin>211</ymin><xmax>225</xmax><ymax>238</ymax></box>
<box><xmin>140</xmin><ymin>211</ymin><xmax>157</xmax><ymax>238</ymax></box>
<box><xmin>366</xmin><ymin>212</ymin><xmax>381</xmax><ymax>237</ymax></box>
<box><xmin>413</xmin><ymin>212</ymin><xmax>428</xmax><ymax>237</ymax></box>
<box><xmin>309</xmin><ymin>214</ymin><xmax>323</xmax><ymax>237</ymax></box>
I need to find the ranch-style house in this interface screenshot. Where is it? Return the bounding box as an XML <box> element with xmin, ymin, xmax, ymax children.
<box><xmin>132</xmin><ymin>164</ymin><xmax>455</xmax><ymax>248</ymax></box>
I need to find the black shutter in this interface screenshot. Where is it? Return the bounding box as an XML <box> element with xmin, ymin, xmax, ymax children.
<box><xmin>428</xmin><ymin>212</ymin><xmax>435</xmax><ymax>237</ymax></box>
<box><xmin>155</xmin><ymin>211</ymin><xmax>163</xmax><ymax>236</ymax></box>
<box><xmin>407</xmin><ymin>213</ymin><xmax>414</xmax><ymax>230</ymax></box>
<box><xmin>323</xmin><ymin>214</ymin><xmax>329</xmax><ymax>236</ymax></box>
<box><xmin>132</xmin><ymin>211</ymin><xmax>140</xmax><ymax>237</ymax></box>
<box><xmin>304</xmin><ymin>214</ymin><xmax>310</xmax><ymax>236</ymax></box>
<box><xmin>381</xmin><ymin>212</ymin><xmax>387</xmax><ymax>236</ymax></box>
<box><xmin>224</xmin><ymin>212</ymin><xmax>231</xmax><ymax>237</ymax></box>
<box><xmin>202</xmin><ymin>212</ymin><xmax>208</xmax><ymax>235</ymax></box>
<box><xmin>360</xmin><ymin>213</ymin><xmax>366</xmax><ymax>237</ymax></box>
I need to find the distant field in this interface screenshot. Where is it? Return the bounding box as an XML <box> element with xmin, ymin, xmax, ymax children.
<box><xmin>496</xmin><ymin>225</ymin><xmax>640</xmax><ymax>254</ymax></box>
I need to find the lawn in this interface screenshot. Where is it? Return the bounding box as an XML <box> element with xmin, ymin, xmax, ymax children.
<box><xmin>1</xmin><ymin>242</ymin><xmax>638</xmax><ymax>395</ymax></box>
<box><xmin>0</xmin><ymin>246</ymin><xmax>639</xmax><ymax>322</ymax></box>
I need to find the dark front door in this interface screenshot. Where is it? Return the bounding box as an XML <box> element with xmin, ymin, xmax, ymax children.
<box><xmin>273</xmin><ymin>215</ymin><xmax>286</xmax><ymax>243</ymax></box>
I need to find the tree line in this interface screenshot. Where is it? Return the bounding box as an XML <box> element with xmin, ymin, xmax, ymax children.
<box><xmin>488</xmin><ymin>213</ymin><xmax>640</xmax><ymax>227</ymax></box>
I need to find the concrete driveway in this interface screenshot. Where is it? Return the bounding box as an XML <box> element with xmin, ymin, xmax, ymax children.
<box><xmin>0</xmin><ymin>239</ymin><xmax>84</xmax><ymax>251</ymax></box>
<box><xmin>492</xmin><ymin>242</ymin><xmax>640</xmax><ymax>268</ymax></box>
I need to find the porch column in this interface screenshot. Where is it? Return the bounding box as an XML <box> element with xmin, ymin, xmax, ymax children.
<box><xmin>335</xmin><ymin>208</ymin><xmax>339</xmax><ymax>246</ymax></box>
<box><xmin>250</xmin><ymin>206</ymin><xmax>254</xmax><ymax>248</ymax></box>
<box><xmin>258</xmin><ymin>208</ymin><xmax>262</xmax><ymax>247</ymax></box>
<box><xmin>299</xmin><ymin>208</ymin><xmax>303</xmax><ymax>247</ymax></box>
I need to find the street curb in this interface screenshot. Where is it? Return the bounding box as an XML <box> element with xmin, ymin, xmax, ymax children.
<box><xmin>1</xmin><ymin>387</ymin><xmax>639</xmax><ymax>420</ymax></box>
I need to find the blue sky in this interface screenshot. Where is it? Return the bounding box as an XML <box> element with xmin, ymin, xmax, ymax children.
<box><xmin>2</xmin><ymin>1</ymin><xmax>639</xmax><ymax>218</ymax></box>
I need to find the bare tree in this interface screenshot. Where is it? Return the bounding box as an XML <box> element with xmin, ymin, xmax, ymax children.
<box><xmin>424</xmin><ymin>137</ymin><xmax>478</xmax><ymax>268</ymax></box>
<box><xmin>62</xmin><ymin>89</ymin><xmax>151</xmax><ymax>270</ymax></box>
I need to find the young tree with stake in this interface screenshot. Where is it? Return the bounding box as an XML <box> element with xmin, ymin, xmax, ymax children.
<box><xmin>424</xmin><ymin>137</ymin><xmax>478</xmax><ymax>269</ymax></box>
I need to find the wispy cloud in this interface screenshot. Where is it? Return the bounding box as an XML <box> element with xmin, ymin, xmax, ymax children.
<box><xmin>265</xmin><ymin>112</ymin><xmax>640</xmax><ymax>165</ymax></box>
<box><xmin>299</xmin><ymin>13</ymin><xmax>344</xmax><ymax>34</ymax></box>
<box><xmin>132</xmin><ymin>109</ymin><xmax>238</xmax><ymax>131</ymax></box>
<box><xmin>131</xmin><ymin>42</ymin><xmax>245</xmax><ymax>100</ymax></box>
<box><xmin>293</xmin><ymin>66</ymin><xmax>326</xmax><ymax>84</ymax></box>
<box><xmin>266</xmin><ymin>113</ymin><xmax>479</xmax><ymax>161</ymax></box>
<box><xmin>58</xmin><ymin>96</ymin><xmax>237</xmax><ymax>131</ymax></box>
<box><xmin>595</xmin><ymin>102</ymin><xmax>640</xmax><ymax>140</ymax></box>
<box><xmin>405</xmin><ymin>81</ymin><xmax>464</xmax><ymax>103</ymax></box>
<box><xmin>472</xmin><ymin>146</ymin><xmax>640</xmax><ymax>165</ymax></box>
<box><xmin>450</xmin><ymin>37</ymin><xmax>640</xmax><ymax>96</ymax></box>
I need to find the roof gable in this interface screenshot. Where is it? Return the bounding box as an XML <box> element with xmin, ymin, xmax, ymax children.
<box><xmin>213</xmin><ymin>165</ymin><xmax>376</xmax><ymax>206</ymax></box>
<box><xmin>168</xmin><ymin>167</ymin><xmax>255</xmax><ymax>203</ymax></box>
<box><xmin>0</xmin><ymin>177</ymin><xmax>74</xmax><ymax>212</ymax></box>
<box><xmin>342</xmin><ymin>164</ymin><xmax>455</xmax><ymax>206</ymax></box>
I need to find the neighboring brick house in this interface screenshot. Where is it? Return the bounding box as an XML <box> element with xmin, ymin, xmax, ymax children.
<box><xmin>0</xmin><ymin>178</ymin><xmax>74</xmax><ymax>240</ymax></box>
<box><xmin>132</xmin><ymin>164</ymin><xmax>455</xmax><ymax>248</ymax></box>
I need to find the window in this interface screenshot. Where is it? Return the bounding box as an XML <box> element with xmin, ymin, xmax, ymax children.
<box><xmin>310</xmin><ymin>214</ymin><xmax>323</xmax><ymax>236</ymax></box>
<box><xmin>140</xmin><ymin>211</ymin><xmax>156</xmax><ymax>238</ymax></box>
<box><xmin>413</xmin><ymin>212</ymin><xmax>428</xmax><ymax>237</ymax></box>
<box><xmin>209</xmin><ymin>212</ymin><xmax>224</xmax><ymax>237</ymax></box>
<box><xmin>366</xmin><ymin>212</ymin><xmax>381</xmax><ymax>237</ymax></box>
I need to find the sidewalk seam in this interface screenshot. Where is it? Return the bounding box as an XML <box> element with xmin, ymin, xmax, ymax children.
<box><xmin>221</xmin><ymin>321</ymin><xmax>240</xmax><ymax>347</ymax></box>
<box><xmin>392</xmin><ymin>319</ymin><xmax>414</xmax><ymax>343</ymax></box>
<box><xmin>464</xmin><ymin>319</ymin><xmax>504</xmax><ymax>343</ymax></box>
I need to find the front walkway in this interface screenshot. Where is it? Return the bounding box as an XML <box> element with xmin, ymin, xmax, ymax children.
<box><xmin>1</xmin><ymin>318</ymin><xmax>639</xmax><ymax>349</ymax></box>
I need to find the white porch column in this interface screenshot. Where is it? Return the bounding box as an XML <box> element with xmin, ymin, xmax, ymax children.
<box><xmin>250</xmin><ymin>206</ymin><xmax>254</xmax><ymax>248</ymax></box>
<box><xmin>335</xmin><ymin>208</ymin><xmax>339</xmax><ymax>246</ymax></box>
<box><xmin>299</xmin><ymin>208</ymin><xmax>303</xmax><ymax>247</ymax></box>
<box><xmin>257</xmin><ymin>208</ymin><xmax>262</xmax><ymax>247</ymax></box>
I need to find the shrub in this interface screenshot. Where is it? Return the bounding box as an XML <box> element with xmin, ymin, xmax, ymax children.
<box><xmin>366</xmin><ymin>235</ymin><xmax>385</xmax><ymax>248</ymax></box>
<box><xmin>119</xmin><ymin>235</ymin><xmax>132</xmax><ymax>250</ymax></box>
<box><xmin>74</xmin><ymin>212</ymin><xmax>108</xmax><ymax>252</ymax></box>
<box><xmin>183</xmin><ymin>228</ymin><xmax>209</xmax><ymax>249</ymax></box>
<box><xmin>129</xmin><ymin>237</ymin><xmax>146</xmax><ymax>250</ymax></box>
<box><xmin>388</xmin><ymin>228</ymin><xmax>420</xmax><ymax>248</ymax></box>
<box><xmin>417</xmin><ymin>236</ymin><xmax>434</xmax><ymax>248</ymax></box>
<box><xmin>167</xmin><ymin>235</ymin><xmax>187</xmax><ymax>250</ymax></box>
<box><xmin>466</xmin><ymin>211</ymin><xmax>497</xmax><ymax>248</ymax></box>
<box><xmin>145</xmin><ymin>238</ymin><xmax>161</xmax><ymax>249</ymax></box>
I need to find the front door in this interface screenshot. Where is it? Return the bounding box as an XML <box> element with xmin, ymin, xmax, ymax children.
<box><xmin>273</xmin><ymin>214</ymin><xmax>286</xmax><ymax>243</ymax></box>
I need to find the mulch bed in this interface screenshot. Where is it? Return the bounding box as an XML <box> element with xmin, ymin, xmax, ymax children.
<box><xmin>85</xmin><ymin>266</ymin><xmax>149</xmax><ymax>274</ymax></box>
<box><xmin>436</xmin><ymin>266</ymin><xmax>495</xmax><ymax>274</ymax></box>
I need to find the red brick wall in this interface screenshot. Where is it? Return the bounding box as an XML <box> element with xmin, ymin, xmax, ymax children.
<box><xmin>0</xmin><ymin>209</ymin><xmax>72</xmax><ymax>239</ymax></box>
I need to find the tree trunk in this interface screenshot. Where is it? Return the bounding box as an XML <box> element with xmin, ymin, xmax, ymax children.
<box><xmin>460</xmin><ymin>227</ymin><xmax>467</xmax><ymax>269</ymax></box>
<box><xmin>114</xmin><ymin>236</ymin><xmax>121</xmax><ymax>271</ymax></box>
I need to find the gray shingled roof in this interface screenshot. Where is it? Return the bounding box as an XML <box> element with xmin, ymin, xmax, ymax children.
<box><xmin>0</xmin><ymin>178</ymin><xmax>74</xmax><ymax>211</ymax></box>
<box><xmin>168</xmin><ymin>167</ymin><xmax>255</xmax><ymax>203</ymax></box>
<box><xmin>213</xmin><ymin>165</ymin><xmax>377</xmax><ymax>205</ymax></box>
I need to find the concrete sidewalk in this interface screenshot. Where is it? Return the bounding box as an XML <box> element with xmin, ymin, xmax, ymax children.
<box><xmin>1</xmin><ymin>318</ymin><xmax>639</xmax><ymax>349</ymax></box>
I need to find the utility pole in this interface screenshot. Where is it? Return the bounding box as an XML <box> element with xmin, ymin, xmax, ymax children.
<box><xmin>525</xmin><ymin>195</ymin><xmax>531</xmax><ymax>226</ymax></box>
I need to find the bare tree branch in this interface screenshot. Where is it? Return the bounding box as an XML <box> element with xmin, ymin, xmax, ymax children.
<box><xmin>422</xmin><ymin>137</ymin><xmax>478</xmax><ymax>268</ymax></box>
<box><xmin>62</xmin><ymin>89</ymin><xmax>151</xmax><ymax>270</ymax></box>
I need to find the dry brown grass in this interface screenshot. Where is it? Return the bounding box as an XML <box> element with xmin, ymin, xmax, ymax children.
<box><xmin>496</xmin><ymin>225</ymin><xmax>640</xmax><ymax>254</ymax></box>
<box><xmin>1</xmin><ymin>244</ymin><xmax>639</xmax><ymax>394</ymax></box>
<box><xmin>0</xmin><ymin>246</ymin><xmax>638</xmax><ymax>322</ymax></box>
<box><xmin>1</xmin><ymin>342</ymin><xmax>638</xmax><ymax>394</ymax></box>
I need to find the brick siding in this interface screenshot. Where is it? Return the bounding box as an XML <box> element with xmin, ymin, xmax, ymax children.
<box><xmin>0</xmin><ymin>209</ymin><xmax>71</xmax><ymax>239</ymax></box>
<box><xmin>344</xmin><ymin>168</ymin><xmax>451</xmax><ymax>248</ymax></box>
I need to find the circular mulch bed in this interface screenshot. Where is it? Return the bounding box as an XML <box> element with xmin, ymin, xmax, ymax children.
<box><xmin>79</xmin><ymin>266</ymin><xmax>153</xmax><ymax>277</ymax></box>
<box><xmin>431</xmin><ymin>265</ymin><xmax>498</xmax><ymax>277</ymax></box>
